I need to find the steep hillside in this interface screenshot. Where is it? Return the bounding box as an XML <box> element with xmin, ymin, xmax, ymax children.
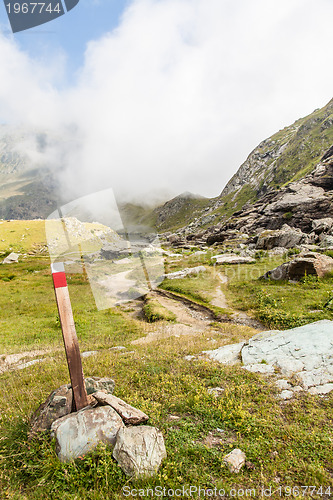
<box><xmin>152</xmin><ymin>192</ymin><xmax>211</xmax><ymax>232</ymax></box>
<box><xmin>219</xmin><ymin>98</ymin><xmax>333</xmax><ymax>199</ymax></box>
<box><xmin>158</xmin><ymin>98</ymin><xmax>333</xmax><ymax>238</ymax></box>
<box><xmin>0</xmin><ymin>127</ymin><xmax>58</xmax><ymax>219</ymax></box>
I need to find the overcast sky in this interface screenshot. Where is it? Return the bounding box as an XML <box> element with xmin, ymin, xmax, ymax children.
<box><xmin>0</xmin><ymin>0</ymin><xmax>333</xmax><ymax>203</ymax></box>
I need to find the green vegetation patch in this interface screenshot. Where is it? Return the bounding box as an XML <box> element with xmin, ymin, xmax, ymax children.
<box><xmin>143</xmin><ymin>298</ymin><xmax>176</xmax><ymax>323</ymax></box>
<box><xmin>224</xmin><ymin>256</ymin><xmax>333</xmax><ymax>329</ymax></box>
<box><xmin>0</xmin><ymin>338</ymin><xmax>332</xmax><ymax>499</ymax></box>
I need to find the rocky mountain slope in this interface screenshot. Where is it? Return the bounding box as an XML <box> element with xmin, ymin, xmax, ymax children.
<box><xmin>0</xmin><ymin>127</ymin><xmax>58</xmax><ymax>219</ymax></box>
<box><xmin>220</xmin><ymin>98</ymin><xmax>333</xmax><ymax>199</ymax></box>
<box><xmin>158</xmin><ymin>98</ymin><xmax>333</xmax><ymax>245</ymax></box>
<box><xmin>203</xmin><ymin>146</ymin><xmax>333</xmax><ymax>246</ymax></box>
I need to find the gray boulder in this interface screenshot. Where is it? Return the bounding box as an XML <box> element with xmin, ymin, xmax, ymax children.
<box><xmin>84</xmin><ymin>377</ymin><xmax>115</xmax><ymax>395</ymax></box>
<box><xmin>212</xmin><ymin>254</ymin><xmax>255</xmax><ymax>265</ymax></box>
<box><xmin>92</xmin><ymin>391</ymin><xmax>149</xmax><ymax>425</ymax></box>
<box><xmin>223</xmin><ymin>448</ymin><xmax>246</xmax><ymax>473</ymax></box>
<box><xmin>30</xmin><ymin>385</ymin><xmax>73</xmax><ymax>435</ymax></box>
<box><xmin>2</xmin><ymin>252</ymin><xmax>20</xmax><ymax>264</ymax></box>
<box><xmin>261</xmin><ymin>252</ymin><xmax>333</xmax><ymax>281</ymax></box>
<box><xmin>256</xmin><ymin>224</ymin><xmax>308</xmax><ymax>250</ymax></box>
<box><xmin>205</xmin><ymin>320</ymin><xmax>333</xmax><ymax>397</ymax></box>
<box><xmin>113</xmin><ymin>426</ymin><xmax>167</xmax><ymax>478</ymax></box>
<box><xmin>164</xmin><ymin>266</ymin><xmax>206</xmax><ymax>280</ymax></box>
<box><xmin>312</xmin><ymin>218</ymin><xmax>333</xmax><ymax>234</ymax></box>
<box><xmin>30</xmin><ymin>377</ymin><xmax>115</xmax><ymax>436</ymax></box>
<box><xmin>51</xmin><ymin>406</ymin><xmax>124</xmax><ymax>463</ymax></box>
<box><xmin>319</xmin><ymin>235</ymin><xmax>333</xmax><ymax>248</ymax></box>
<box><xmin>203</xmin><ymin>342</ymin><xmax>245</xmax><ymax>364</ymax></box>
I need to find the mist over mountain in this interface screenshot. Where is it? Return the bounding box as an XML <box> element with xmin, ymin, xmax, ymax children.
<box><xmin>0</xmin><ymin>98</ymin><xmax>332</xmax><ymax>241</ymax></box>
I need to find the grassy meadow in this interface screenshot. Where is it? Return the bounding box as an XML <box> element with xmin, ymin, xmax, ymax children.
<box><xmin>0</xmin><ymin>222</ymin><xmax>332</xmax><ymax>498</ymax></box>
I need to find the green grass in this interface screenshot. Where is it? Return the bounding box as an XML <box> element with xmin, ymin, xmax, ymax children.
<box><xmin>0</xmin><ymin>220</ymin><xmax>47</xmax><ymax>254</ymax></box>
<box><xmin>142</xmin><ymin>298</ymin><xmax>176</xmax><ymax>322</ymax></box>
<box><xmin>224</xmin><ymin>256</ymin><xmax>333</xmax><ymax>329</ymax></box>
<box><xmin>0</xmin><ymin>341</ymin><xmax>332</xmax><ymax>498</ymax></box>
<box><xmin>1</xmin><ymin>236</ymin><xmax>333</xmax><ymax>498</ymax></box>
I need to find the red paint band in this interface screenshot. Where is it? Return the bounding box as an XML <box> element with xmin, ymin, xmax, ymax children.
<box><xmin>52</xmin><ymin>272</ymin><xmax>67</xmax><ymax>289</ymax></box>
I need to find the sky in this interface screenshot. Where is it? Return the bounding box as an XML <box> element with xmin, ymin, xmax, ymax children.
<box><xmin>0</xmin><ymin>0</ymin><xmax>333</xmax><ymax>203</ymax></box>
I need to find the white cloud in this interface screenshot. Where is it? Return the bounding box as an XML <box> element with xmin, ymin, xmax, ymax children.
<box><xmin>0</xmin><ymin>0</ymin><xmax>333</xmax><ymax>201</ymax></box>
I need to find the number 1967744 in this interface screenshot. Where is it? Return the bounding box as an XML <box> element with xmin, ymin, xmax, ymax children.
<box><xmin>6</xmin><ymin>3</ymin><xmax>62</xmax><ymax>14</ymax></box>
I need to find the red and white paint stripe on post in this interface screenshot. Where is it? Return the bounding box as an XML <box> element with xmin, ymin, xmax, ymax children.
<box><xmin>51</xmin><ymin>263</ymin><xmax>89</xmax><ymax>411</ymax></box>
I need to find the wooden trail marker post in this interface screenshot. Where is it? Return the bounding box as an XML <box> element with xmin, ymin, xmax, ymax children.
<box><xmin>51</xmin><ymin>262</ymin><xmax>89</xmax><ymax>411</ymax></box>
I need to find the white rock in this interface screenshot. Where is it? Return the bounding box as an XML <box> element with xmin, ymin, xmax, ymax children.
<box><xmin>292</xmin><ymin>386</ymin><xmax>303</xmax><ymax>393</ymax></box>
<box><xmin>2</xmin><ymin>252</ymin><xmax>20</xmax><ymax>264</ymax></box>
<box><xmin>243</xmin><ymin>363</ymin><xmax>275</xmax><ymax>374</ymax></box>
<box><xmin>113</xmin><ymin>426</ymin><xmax>166</xmax><ymax>477</ymax></box>
<box><xmin>164</xmin><ymin>266</ymin><xmax>206</xmax><ymax>280</ymax></box>
<box><xmin>223</xmin><ymin>448</ymin><xmax>246</xmax><ymax>473</ymax></box>
<box><xmin>207</xmin><ymin>387</ymin><xmax>224</xmax><ymax>397</ymax></box>
<box><xmin>92</xmin><ymin>391</ymin><xmax>149</xmax><ymax>425</ymax></box>
<box><xmin>279</xmin><ymin>390</ymin><xmax>294</xmax><ymax>400</ymax></box>
<box><xmin>51</xmin><ymin>406</ymin><xmax>124</xmax><ymax>463</ymax></box>
<box><xmin>275</xmin><ymin>358</ymin><xmax>304</xmax><ymax>377</ymax></box>
<box><xmin>212</xmin><ymin>254</ymin><xmax>255</xmax><ymax>265</ymax></box>
<box><xmin>203</xmin><ymin>342</ymin><xmax>245</xmax><ymax>364</ymax></box>
<box><xmin>81</xmin><ymin>351</ymin><xmax>98</xmax><ymax>358</ymax></box>
<box><xmin>308</xmin><ymin>383</ymin><xmax>333</xmax><ymax>395</ymax></box>
<box><xmin>17</xmin><ymin>358</ymin><xmax>46</xmax><ymax>370</ymax></box>
<box><xmin>275</xmin><ymin>379</ymin><xmax>291</xmax><ymax>390</ymax></box>
<box><xmin>295</xmin><ymin>369</ymin><xmax>333</xmax><ymax>390</ymax></box>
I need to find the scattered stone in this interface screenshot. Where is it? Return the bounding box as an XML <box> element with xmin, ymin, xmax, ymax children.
<box><xmin>320</xmin><ymin>235</ymin><xmax>333</xmax><ymax>248</ymax></box>
<box><xmin>2</xmin><ymin>252</ymin><xmax>20</xmax><ymax>264</ymax></box>
<box><xmin>51</xmin><ymin>406</ymin><xmax>124</xmax><ymax>463</ymax></box>
<box><xmin>111</xmin><ymin>346</ymin><xmax>127</xmax><ymax>351</ymax></box>
<box><xmin>292</xmin><ymin>386</ymin><xmax>303</xmax><ymax>393</ymax></box>
<box><xmin>84</xmin><ymin>377</ymin><xmax>115</xmax><ymax>395</ymax></box>
<box><xmin>212</xmin><ymin>254</ymin><xmax>255</xmax><ymax>265</ymax></box>
<box><xmin>168</xmin><ymin>415</ymin><xmax>180</xmax><ymax>421</ymax></box>
<box><xmin>92</xmin><ymin>391</ymin><xmax>149</xmax><ymax>425</ymax></box>
<box><xmin>17</xmin><ymin>358</ymin><xmax>46</xmax><ymax>370</ymax></box>
<box><xmin>191</xmin><ymin>251</ymin><xmax>207</xmax><ymax>256</ymax></box>
<box><xmin>223</xmin><ymin>448</ymin><xmax>246</xmax><ymax>473</ymax></box>
<box><xmin>203</xmin><ymin>342</ymin><xmax>245</xmax><ymax>364</ymax></box>
<box><xmin>275</xmin><ymin>379</ymin><xmax>291</xmax><ymax>390</ymax></box>
<box><xmin>269</xmin><ymin>247</ymin><xmax>287</xmax><ymax>255</ymax></box>
<box><xmin>312</xmin><ymin>217</ymin><xmax>333</xmax><ymax>233</ymax></box>
<box><xmin>184</xmin><ymin>355</ymin><xmax>196</xmax><ymax>361</ymax></box>
<box><xmin>114</xmin><ymin>257</ymin><xmax>131</xmax><ymax>265</ymax></box>
<box><xmin>207</xmin><ymin>387</ymin><xmax>224</xmax><ymax>397</ymax></box>
<box><xmin>82</xmin><ymin>351</ymin><xmax>98</xmax><ymax>358</ymax></box>
<box><xmin>275</xmin><ymin>358</ymin><xmax>304</xmax><ymax>377</ymax></box>
<box><xmin>295</xmin><ymin>368</ymin><xmax>333</xmax><ymax>390</ymax></box>
<box><xmin>30</xmin><ymin>385</ymin><xmax>73</xmax><ymax>435</ymax></box>
<box><xmin>308</xmin><ymin>383</ymin><xmax>333</xmax><ymax>395</ymax></box>
<box><xmin>279</xmin><ymin>390</ymin><xmax>294</xmax><ymax>400</ymax></box>
<box><xmin>113</xmin><ymin>426</ymin><xmax>167</xmax><ymax>478</ymax></box>
<box><xmin>164</xmin><ymin>266</ymin><xmax>206</xmax><ymax>280</ymax></box>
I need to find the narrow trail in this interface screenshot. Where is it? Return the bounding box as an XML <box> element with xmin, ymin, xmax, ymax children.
<box><xmin>133</xmin><ymin>269</ymin><xmax>265</xmax><ymax>344</ymax></box>
<box><xmin>211</xmin><ymin>272</ymin><xmax>228</xmax><ymax>309</ymax></box>
<box><xmin>132</xmin><ymin>291</ymin><xmax>212</xmax><ymax>345</ymax></box>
